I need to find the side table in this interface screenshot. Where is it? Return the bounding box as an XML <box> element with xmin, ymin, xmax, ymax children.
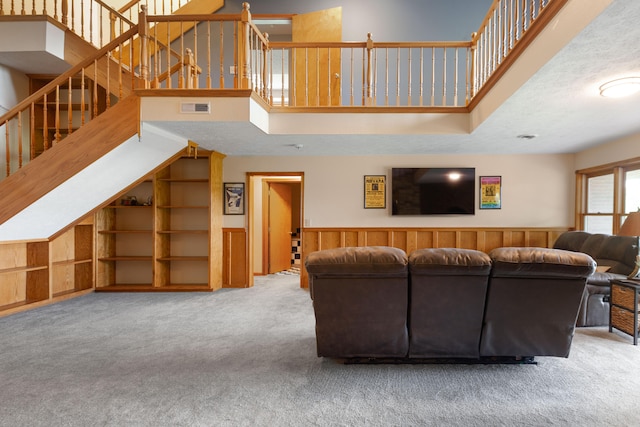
<box><xmin>609</xmin><ymin>279</ymin><xmax>640</xmax><ymax>345</ymax></box>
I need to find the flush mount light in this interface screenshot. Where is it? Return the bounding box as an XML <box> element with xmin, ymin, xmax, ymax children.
<box><xmin>517</xmin><ymin>134</ymin><xmax>537</xmax><ymax>140</ymax></box>
<box><xmin>599</xmin><ymin>77</ymin><xmax>640</xmax><ymax>98</ymax></box>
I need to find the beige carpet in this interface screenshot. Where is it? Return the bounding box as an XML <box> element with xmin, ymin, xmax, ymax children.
<box><xmin>0</xmin><ymin>274</ymin><xmax>639</xmax><ymax>426</ymax></box>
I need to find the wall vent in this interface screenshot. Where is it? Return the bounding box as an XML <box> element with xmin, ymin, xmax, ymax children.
<box><xmin>180</xmin><ymin>102</ymin><xmax>210</xmax><ymax>113</ymax></box>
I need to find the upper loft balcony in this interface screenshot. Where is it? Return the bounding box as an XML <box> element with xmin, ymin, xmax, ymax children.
<box><xmin>1</xmin><ymin>0</ymin><xmax>640</xmax><ymax>163</ymax></box>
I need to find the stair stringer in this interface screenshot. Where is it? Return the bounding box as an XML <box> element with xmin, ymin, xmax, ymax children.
<box><xmin>0</xmin><ymin>117</ymin><xmax>189</xmax><ymax>242</ymax></box>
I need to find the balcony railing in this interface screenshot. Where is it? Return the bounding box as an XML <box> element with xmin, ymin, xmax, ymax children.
<box><xmin>0</xmin><ymin>0</ymin><xmax>562</xmax><ymax>178</ymax></box>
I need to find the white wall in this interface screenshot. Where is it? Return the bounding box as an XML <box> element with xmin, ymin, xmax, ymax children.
<box><xmin>575</xmin><ymin>132</ymin><xmax>640</xmax><ymax>170</ymax></box>
<box><xmin>224</xmin><ymin>153</ymin><xmax>576</xmax><ymax>229</ymax></box>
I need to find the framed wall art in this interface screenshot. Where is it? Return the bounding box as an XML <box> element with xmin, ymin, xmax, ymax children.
<box><xmin>364</xmin><ymin>175</ymin><xmax>386</xmax><ymax>209</ymax></box>
<box><xmin>480</xmin><ymin>176</ymin><xmax>501</xmax><ymax>209</ymax></box>
<box><xmin>224</xmin><ymin>182</ymin><xmax>245</xmax><ymax>215</ymax></box>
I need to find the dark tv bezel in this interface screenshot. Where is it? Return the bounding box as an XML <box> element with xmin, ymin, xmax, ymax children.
<box><xmin>391</xmin><ymin>167</ymin><xmax>476</xmax><ymax>216</ymax></box>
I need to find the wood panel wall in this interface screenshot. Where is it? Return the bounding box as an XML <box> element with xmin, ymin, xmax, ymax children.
<box><xmin>221</xmin><ymin>226</ymin><xmax>570</xmax><ymax>288</ymax></box>
<box><xmin>300</xmin><ymin>227</ymin><xmax>570</xmax><ymax>287</ymax></box>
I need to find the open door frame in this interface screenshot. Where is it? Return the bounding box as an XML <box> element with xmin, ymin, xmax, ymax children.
<box><xmin>247</xmin><ymin>172</ymin><xmax>304</xmax><ymax>287</ymax></box>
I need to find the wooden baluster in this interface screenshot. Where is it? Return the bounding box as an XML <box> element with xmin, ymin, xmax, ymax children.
<box><xmin>166</xmin><ymin>16</ymin><xmax>171</xmax><ymax>88</ymax></box>
<box><xmin>178</xmin><ymin>22</ymin><xmax>184</xmax><ymax>88</ymax></box>
<box><xmin>61</xmin><ymin>0</ymin><xmax>67</xmax><ymax>24</ymax></box>
<box><xmin>43</xmin><ymin>92</ymin><xmax>48</xmax><ymax>150</ymax></box>
<box><xmin>206</xmin><ymin>21</ymin><xmax>212</xmax><ymax>89</ymax></box>
<box><xmin>17</xmin><ymin>111</ymin><xmax>22</xmax><ymax>169</ymax></box>
<box><xmin>194</xmin><ymin>20</ymin><xmax>199</xmax><ymax>89</ymax></box>
<box><xmin>430</xmin><ymin>48</ymin><xmax>435</xmax><ymax>106</ymax></box>
<box><xmin>218</xmin><ymin>21</ymin><xmax>224</xmax><ymax>89</ymax></box>
<box><xmin>5</xmin><ymin>120</ymin><xmax>9</xmax><ymax>176</ymax></box>
<box><xmin>53</xmin><ymin>0</ymin><xmax>57</xmax><ymax>20</ymax></box>
<box><xmin>80</xmin><ymin>0</ymin><xmax>84</xmax><ymax>42</ymax></box>
<box><xmin>105</xmin><ymin>52</ymin><xmax>111</xmax><ymax>108</ymax></box>
<box><xmin>110</xmin><ymin>12</ymin><xmax>116</xmax><ymax>41</ymax></box>
<box><xmin>20</xmin><ymin>0</ymin><xmax>25</xmax><ymax>15</ymax></box>
<box><xmin>263</xmin><ymin>33</ymin><xmax>269</xmax><ymax>100</ymax></box>
<box><xmin>395</xmin><ymin>47</ymin><xmax>400</xmax><ymax>106</ymax></box>
<box><xmin>80</xmin><ymin>69</ymin><xmax>86</xmax><ymax>126</ymax></box>
<box><xmin>29</xmin><ymin>103</ymin><xmax>35</xmax><ymax>159</ymax></box>
<box><xmin>118</xmin><ymin>43</ymin><xmax>123</xmax><ymax>99</ymax></box>
<box><xmin>454</xmin><ymin>48</ymin><xmax>459</xmax><ymax>107</ymax></box>
<box><xmin>54</xmin><ymin>85</ymin><xmax>60</xmax><ymax>144</ymax></box>
<box><xmin>67</xmin><ymin>76</ymin><xmax>72</xmax><ymax>136</ymax></box>
<box><xmin>89</xmin><ymin>0</ymin><xmax>93</xmax><ymax>45</ymax></box>
<box><xmin>470</xmin><ymin>32</ymin><xmax>477</xmax><ymax>99</ymax></box>
<box><xmin>384</xmin><ymin>47</ymin><xmax>389</xmax><ymax>106</ymax></box>
<box><xmin>442</xmin><ymin>48</ymin><xmax>447</xmax><ymax>106</ymax></box>
<box><xmin>407</xmin><ymin>48</ymin><xmax>412</xmax><ymax>106</ymax></box>
<box><xmin>419</xmin><ymin>47</ymin><xmax>424</xmax><ymax>106</ymax></box>
<box><xmin>70</xmin><ymin>0</ymin><xmax>74</xmax><ymax>32</ymax></box>
<box><xmin>240</xmin><ymin>2</ymin><xmax>251</xmax><ymax>89</ymax></box>
<box><xmin>0</xmin><ymin>1</ymin><xmax>5</xmax><ymax>15</ymax></box>
<box><xmin>93</xmin><ymin>60</ymin><xmax>98</xmax><ymax>117</ymax></box>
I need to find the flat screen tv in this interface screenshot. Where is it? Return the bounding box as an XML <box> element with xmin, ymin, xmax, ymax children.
<box><xmin>391</xmin><ymin>167</ymin><xmax>475</xmax><ymax>215</ymax></box>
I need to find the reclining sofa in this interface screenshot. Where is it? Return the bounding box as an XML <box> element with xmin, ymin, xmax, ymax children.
<box><xmin>305</xmin><ymin>245</ymin><xmax>596</xmax><ymax>363</ymax></box>
<box><xmin>553</xmin><ymin>231</ymin><xmax>638</xmax><ymax>327</ymax></box>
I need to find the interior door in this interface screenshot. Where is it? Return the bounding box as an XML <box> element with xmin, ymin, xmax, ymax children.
<box><xmin>268</xmin><ymin>182</ymin><xmax>293</xmax><ymax>274</ymax></box>
<box><xmin>292</xmin><ymin>7</ymin><xmax>342</xmax><ymax>106</ymax></box>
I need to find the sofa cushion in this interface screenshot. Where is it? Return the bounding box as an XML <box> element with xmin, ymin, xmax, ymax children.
<box><xmin>409</xmin><ymin>248</ymin><xmax>492</xmax><ymax>276</ymax></box>
<box><xmin>489</xmin><ymin>247</ymin><xmax>596</xmax><ymax>279</ymax></box>
<box><xmin>305</xmin><ymin>246</ymin><xmax>408</xmax><ymax>277</ymax></box>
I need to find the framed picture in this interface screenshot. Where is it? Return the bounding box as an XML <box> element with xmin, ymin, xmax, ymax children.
<box><xmin>224</xmin><ymin>182</ymin><xmax>245</xmax><ymax>215</ymax></box>
<box><xmin>480</xmin><ymin>176</ymin><xmax>501</xmax><ymax>209</ymax></box>
<box><xmin>364</xmin><ymin>175</ymin><xmax>386</xmax><ymax>209</ymax></box>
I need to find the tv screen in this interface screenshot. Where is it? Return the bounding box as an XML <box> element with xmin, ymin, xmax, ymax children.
<box><xmin>392</xmin><ymin>167</ymin><xmax>475</xmax><ymax>215</ymax></box>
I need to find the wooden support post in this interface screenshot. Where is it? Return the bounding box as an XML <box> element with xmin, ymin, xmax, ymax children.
<box><xmin>365</xmin><ymin>33</ymin><xmax>374</xmax><ymax>106</ymax></box>
<box><xmin>239</xmin><ymin>2</ymin><xmax>251</xmax><ymax>89</ymax></box>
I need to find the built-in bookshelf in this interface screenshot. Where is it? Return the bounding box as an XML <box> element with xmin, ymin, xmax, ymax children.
<box><xmin>95</xmin><ymin>151</ymin><xmax>224</xmax><ymax>291</ymax></box>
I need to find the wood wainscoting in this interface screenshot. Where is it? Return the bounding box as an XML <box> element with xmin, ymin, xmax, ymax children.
<box><xmin>223</xmin><ymin>226</ymin><xmax>570</xmax><ymax>288</ymax></box>
<box><xmin>300</xmin><ymin>227</ymin><xmax>570</xmax><ymax>287</ymax></box>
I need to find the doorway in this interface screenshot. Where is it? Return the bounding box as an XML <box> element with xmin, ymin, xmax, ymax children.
<box><xmin>248</xmin><ymin>173</ymin><xmax>303</xmax><ymax>281</ymax></box>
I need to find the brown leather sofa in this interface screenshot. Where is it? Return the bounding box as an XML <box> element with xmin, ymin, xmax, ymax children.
<box><xmin>553</xmin><ymin>231</ymin><xmax>638</xmax><ymax>327</ymax></box>
<box><xmin>305</xmin><ymin>245</ymin><xmax>596</xmax><ymax>362</ymax></box>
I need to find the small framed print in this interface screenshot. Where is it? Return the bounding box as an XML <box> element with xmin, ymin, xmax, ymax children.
<box><xmin>364</xmin><ymin>175</ymin><xmax>386</xmax><ymax>209</ymax></box>
<box><xmin>224</xmin><ymin>182</ymin><xmax>245</xmax><ymax>215</ymax></box>
<box><xmin>480</xmin><ymin>176</ymin><xmax>501</xmax><ymax>209</ymax></box>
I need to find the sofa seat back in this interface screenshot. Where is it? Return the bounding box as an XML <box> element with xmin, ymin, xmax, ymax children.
<box><xmin>305</xmin><ymin>246</ymin><xmax>409</xmax><ymax>358</ymax></box>
<box><xmin>553</xmin><ymin>231</ymin><xmax>637</xmax><ymax>275</ymax></box>
<box><xmin>408</xmin><ymin>248</ymin><xmax>492</xmax><ymax>359</ymax></box>
<box><xmin>480</xmin><ymin>247</ymin><xmax>596</xmax><ymax>358</ymax></box>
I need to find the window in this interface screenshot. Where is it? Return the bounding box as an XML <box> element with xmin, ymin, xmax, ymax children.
<box><xmin>577</xmin><ymin>159</ymin><xmax>640</xmax><ymax>234</ymax></box>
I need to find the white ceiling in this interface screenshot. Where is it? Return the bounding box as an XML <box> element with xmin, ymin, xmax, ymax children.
<box><xmin>148</xmin><ymin>0</ymin><xmax>640</xmax><ymax>156</ymax></box>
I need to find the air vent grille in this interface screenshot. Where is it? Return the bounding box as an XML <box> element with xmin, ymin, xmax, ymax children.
<box><xmin>180</xmin><ymin>102</ymin><xmax>210</xmax><ymax>113</ymax></box>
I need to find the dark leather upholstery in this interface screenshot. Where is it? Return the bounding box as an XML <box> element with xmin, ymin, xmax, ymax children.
<box><xmin>306</xmin><ymin>246</ymin><xmax>596</xmax><ymax>361</ymax></box>
<box><xmin>480</xmin><ymin>247</ymin><xmax>596</xmax><ymax>358</ymax></box>
<box><xmin>408</xmin><ymin>248</ymin><xmax>492</xmax><ymax>358</ymax></box>
<box><xmin>553</xmin><ymin>231</ymin><xmax>638</xmax><ymax>326</ymax></box>
<box><xmin>305</xmin><ymin>246</ymin><xmax>409</xmax><ymax>358</ymax></box>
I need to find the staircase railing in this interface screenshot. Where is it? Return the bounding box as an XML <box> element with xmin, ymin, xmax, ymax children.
<box><xmin>1</xmin><ymin>0</ymin><xmax>563</xmax><ymax>178</ymax></box>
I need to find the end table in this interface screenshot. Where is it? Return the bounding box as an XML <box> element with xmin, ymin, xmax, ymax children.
<box><xmin>609</xmin><ymin>279</ymin><xmax>640</xmax><ymax>345</ymax></box>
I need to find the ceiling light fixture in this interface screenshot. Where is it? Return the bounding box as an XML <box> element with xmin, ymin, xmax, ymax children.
<box><xmin>517</xmin><ymin>134</ymin><xmax>537</xmax><ymax>140</ymax></box>
<box><xmin>599</xmin><ymin>77</ymin><xmax>640</xmax><ymax>98</ymax></box>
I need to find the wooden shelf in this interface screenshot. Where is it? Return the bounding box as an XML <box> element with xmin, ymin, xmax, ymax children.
<box><xmin>52</xmin><ymin>258</ymin><xmax>93</xmax><ymax>266</ymax></box>
<box><xmin>99</xmin><ymin>256</ymin><xmax>153</xmax><ymax>261</ymax></box>
<box><xmin>157</xmin><ymin>256</ymin><xmax>209</xmax><ymax>261</ymax></box>
<box><xmin>157</xmin><ymin>230</ymin><xmax>208</xmax><ymax>234</ymax></box>
<box><xmin>98</xmin><ymin>230</ymin><xmax>153</xmax><ymax>234</ymax></box>
<box><xmin>0</xmin><ymin>265</ymin><xmax>49</xmax><ymax>274</ymax></box>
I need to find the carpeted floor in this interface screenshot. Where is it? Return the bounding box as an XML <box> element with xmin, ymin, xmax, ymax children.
<box><xmin>1</xmin><ymin>274</ymin><xmax>640</xmax><ymax>426</ymax></box>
